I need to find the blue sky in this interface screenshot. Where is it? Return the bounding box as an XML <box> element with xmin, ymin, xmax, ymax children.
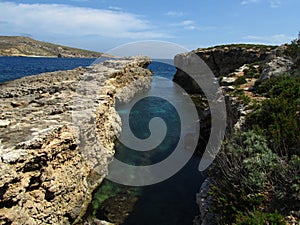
<box><xmin>0</xmin><ymin>0</ymin><xmax>299</xmax><ymax>54</ymax></box>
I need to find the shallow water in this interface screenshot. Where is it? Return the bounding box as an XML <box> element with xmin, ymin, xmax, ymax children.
<box><xmin>91</xmin><ymin>60</ymin><xmax>206</xmax><ymax>225</ymax></box>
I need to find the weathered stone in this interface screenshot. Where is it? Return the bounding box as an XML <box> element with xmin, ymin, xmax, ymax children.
<box><xmin>258</xmin><ymin>56</ymin><xmax>294</xmax><ymax>82</ymax></box>
<box><xmin>1</xmin><ymin>148</ymin><xmax>27</xmax><ymax>163</ymax></box>
<box><xmin>220</xmin><ymin>77</ymin><xmax>237</xmax><ymax>86</ymax></box>
<box><xmin>0</xmin><ymin>57</ymin><xmax>152</xmax><ymax>224</ymax></box>
<box><xmin>0</xmin><ymin>120</ymin><xmax>10</xmax><ymax>128</ymax></box>
<box><xmin>173</xmin><ymin>45</ymin><xmax>273</xmax><ymax>93</ymax></box>
<box><xmin>194</xmin><ymin>178</ymin><xmax>216</xmax><ymax>225</ymax></box>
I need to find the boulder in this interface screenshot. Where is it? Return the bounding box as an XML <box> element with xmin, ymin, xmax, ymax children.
<box><xmin>258</xmin><ymin>56</ymin><xmax>294</xmax><ymax>82</ymax></box>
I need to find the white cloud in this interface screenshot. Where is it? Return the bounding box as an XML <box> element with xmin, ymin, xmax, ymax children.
<box><xmin>165</xmin><ymin>11</ymin><xmax>185</xmax><ymax>17</ymax></box>
<box><xmin>241</xmin><ymin>0</ymin><xmax>281</xmax><ymax>8</ymax></box>
<box><xmin>179</xmin><ymin>20</ymin><xmax>197</xmax><ymax>30</ymax></box>
<box><xmin>108</xmin><ymin>6</ymin><xmax>123</xmax><ymax>11</ymax></box>
<box><xmin>70</xmin><ymin>0</ymin><xmax>90</xmax><ymax>2</ymax></box>
<box><xmin>172</xmin><ymin>20</ymin><xmax>218</xmax><ymax>32</ymax></box>
<box><xmin>269</xmin><ymin>0</ymin><xmax>281</xmax><ymax>8</ymax></box>
<box><xmin>241</xmin><ymin>0</ymin><xmax>260</xmax><ymax>5</ymax></box>
<box><xmin>0</xmin><ymin>1</ymin><xmax>167</xmax><ymax>39</ymax></box>
<box><xmin>243</xmin><ymin>34</ymin><xmax>294</xmax><ymax>44</ymax></box>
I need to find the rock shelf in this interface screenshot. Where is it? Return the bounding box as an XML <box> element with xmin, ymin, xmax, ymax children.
<box><xmin>0</xmin><ymin>56</ymin><xmax>151</xmax><ymax>224</ymax></box>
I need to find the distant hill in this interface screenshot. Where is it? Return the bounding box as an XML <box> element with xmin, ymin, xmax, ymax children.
<box><xmin>0</xmin><ymin>36</ymin><xmax>111</xmax><ymax>58</ymax></box>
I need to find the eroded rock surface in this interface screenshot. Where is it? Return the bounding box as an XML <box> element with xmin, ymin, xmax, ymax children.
<box><xmin>258</xmin><ymin>56</ymin><xmax>294</xmax><ymax>81</ymax></box>
<box><xmin>0</xmin><ymin>57</ymin><xmax>151</xmax><ymax>225</ymax></box>
<box><xmin>173</xmin><ymin>45</ymin><xmax>274</xmax><ymax>93</ymax></box>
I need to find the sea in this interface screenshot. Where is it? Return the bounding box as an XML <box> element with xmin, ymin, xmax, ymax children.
<box><xmin>0</xmin><ymin>56</ymin><xmax>205</xmax><ymax>225</ymax></box>
<box><xmin>0</xmin><ymin>56</ymin><xmax>96</xmax><ymax>82</ymax></box>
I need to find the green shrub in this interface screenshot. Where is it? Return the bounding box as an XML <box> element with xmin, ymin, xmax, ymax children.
<box><xmin>234</xmin><ymin>76</ymin><xmax>247</xmax><ymax>85</ymax></box>
<box><xmin>209</xmin><ymin>131</ymin><xmax>284</xmax><ymax>224</ymax></box>
<box><xmin>231</xmin><ymin>90</ymin><xmax>251</xmax><ymax>105</ymax></box>
<box><xmin>271</xmin><ymin>155</ymin><xmax>300</xmax><ymax>214</ymax></box>
<box><xmin>236</xmin><ymin>210</ymin><xmax>285</xmax><ymax>225</ymax></box>
<box><xmin>244</xmin><ymin>64</ymin><xmax>263</xmax><ymax>79</ymax></box>
<box><xmin>209</xmin><ymin>64</ymin><xmax>300</xmax><ymax>224</ymax></box>
<box><xmin>255</xmin><ymin>73</ymin><xmax>300</xmax><ymax>98</ymax></box>
<box><xmin>246</xmin><ymin>97</ymin><xmax>299</xmax><ymax>155</ymax></box>
<box><xmin>284</xmin><ymin>39</ymin><xmax>300</xmax><ymax>60</ymax></box>
<box><xmin>247</xmin><ymin>74</ymin><xmax>300</xmax><ymax>155</ymax></box>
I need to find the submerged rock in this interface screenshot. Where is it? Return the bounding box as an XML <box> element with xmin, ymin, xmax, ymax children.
<box><xmin>96</xmin><ymin>193</ymin><xmax>138</xmax><ymax>224</ymax></box>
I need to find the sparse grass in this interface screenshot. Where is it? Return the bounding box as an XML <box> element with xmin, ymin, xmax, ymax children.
<box><xmin>230</xmin><ymin>89</ymin><xmax>251</xmax><ymax>105</ymax></box>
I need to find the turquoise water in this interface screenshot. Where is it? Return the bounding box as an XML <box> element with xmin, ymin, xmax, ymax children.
<box><xmin>0</xmin><ymin>57</ymin><xmax>206</xmax><ymax>224</ymax></box>
<box><xmin>92</xmin><ymin>60</ymin><xmax>206</xmax><ymax>225</ymax></box>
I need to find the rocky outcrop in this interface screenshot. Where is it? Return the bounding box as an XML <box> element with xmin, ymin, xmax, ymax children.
<box><xmin>194</xmin><ymin>179</ymin><xmax>216</xmax><ymax>225</ymax></box>
<box><xmin>258</xmin><ymin>56</ymin><xmax>294</xmax><ymax>82</ymax></box>
<box><xmin>172</xmin><ymin>44</ymin><xmax>277</xmax><ymax>225</ymax></box>
<box><xmin>173</xmin><ymin>41</ymin><xmax>299</xmax><ymax>225</ymax></box>
<box><xmin>173</xmin><ymin>44</ymin><xmax>274</xmax><ymax>93</ymax></box>
<box><xmin>0</xmin><ymin>57</ymin><xmax>151</xmax><ymax>224</ymax></box>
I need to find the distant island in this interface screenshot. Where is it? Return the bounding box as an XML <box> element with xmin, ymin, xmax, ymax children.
<box><xmin>0</xmin><ymin>36</ymin><xmax>112</xmax><ymax>58</ymax></box>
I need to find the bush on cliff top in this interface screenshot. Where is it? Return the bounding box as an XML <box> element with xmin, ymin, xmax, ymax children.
<box><xmin>247</xmin><ymin>73</ymin><xmax>300</xmax><ymax>156</ymax></box>
<box><xmin>209</xmin><ymin>131</ymin><xmax>300</xmax><ymax>224</ymax></box>
<box><xmin>206</xmin><ymin>40</ymin><xmax>300</xmax><ymax>224</ymax></box>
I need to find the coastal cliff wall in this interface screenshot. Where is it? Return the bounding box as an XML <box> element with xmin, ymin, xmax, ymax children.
<box><xmin>173</xmin><ymin>42</ymin><xmax>299</xmax><ymax>225</ymax></box>
<box><xmin>0</xmin><ymin>57</ymin><xmax>151</xmax><ymax>224</ymax></box>
<box><xmin>173</xmin><ymin>45</ymin><xmax>274</xmax><ymax>93</ymax></box>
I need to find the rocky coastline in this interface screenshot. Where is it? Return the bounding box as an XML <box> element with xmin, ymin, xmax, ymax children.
<box><xmin>173</xmin><ymin>42</ymin><xmax>299</xmax><ymax>225</ymax></box>
<box><xmin>0</xmin><ymin>56</ymin><xmax>152</xmax><ymax>224</ymax></box>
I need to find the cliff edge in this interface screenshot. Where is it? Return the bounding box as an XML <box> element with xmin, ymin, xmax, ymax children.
<box><xmin>172</xmin><ymin>41</ymin><xmax>299</xmax><ymax>225</ymax></box>
<box><xmin>173</xmin><ymin>44</ymin><xmax>275</xmax><ymax>93</ymax></box>
<box><xmin>0</xmin><ymin>57</ymin><xmax>152</xmax><ymax>224</ymax></box>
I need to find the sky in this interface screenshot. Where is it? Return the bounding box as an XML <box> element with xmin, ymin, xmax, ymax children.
<box><xmin>0</xmin><ymin>0</ymin><xmax>299</xmax><ymax>55</ymax></box>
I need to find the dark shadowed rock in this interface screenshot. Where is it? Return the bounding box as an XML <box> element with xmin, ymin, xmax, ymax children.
<box><xmin>173</xmin><ymin>45</ymin><xmax>274</xmax><ymax>93</ymax></box>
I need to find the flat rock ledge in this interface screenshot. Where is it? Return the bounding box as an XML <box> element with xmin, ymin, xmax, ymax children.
<box><xmin>0</xmin><ymin>56</ymin><xmax>152</xmax><ymax>225</ymax></box>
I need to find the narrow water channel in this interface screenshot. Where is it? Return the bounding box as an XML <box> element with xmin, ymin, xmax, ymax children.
<box><xmin>90</xmin><ymin>60</ymin><xmax>206</xmax><ymax>225</ymax></box>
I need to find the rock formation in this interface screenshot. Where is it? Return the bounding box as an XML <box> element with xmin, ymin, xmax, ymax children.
<box><xmin>258</xmin><ymin>56</ymin><xmax>295</xmax><ymax>82</ymax></box>
<box><xmin>172</xmin><ymin>43</ymin><xmax>300</xmax><ymax>225</ymax></box>
<box><xmin>173</xmin><ymin>44</ymin><xmax>274</xmax><ymax>93</ymax></box>
<box><xmin>0</xmin><ymin>57</ymin><xmax>151</xmax><ymax>224</ymax></box>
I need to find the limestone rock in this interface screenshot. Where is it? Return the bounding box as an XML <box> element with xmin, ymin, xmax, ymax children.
<box><xmin>173</xmin><ymin>45</ymin><xmax>273</xmax><ymax>93</ymax></box>
<box><xmin>0</xmin><ymin>120</ymin><xmax>10</xmax><ymax>128</ymax></box>
<box><xmin>220</xmin><ymin>77</ymin><xmax>237</xmax><ymax>86</ymax></box>
<box><xmin>259</xmin><ymin>56</ymin><xmax>294</xmax><ymax>82</ymax></box>
<box><xmin>0</xmin><ymin>57</ymin><xmax>152</xmax><ymax>224</ymax></box>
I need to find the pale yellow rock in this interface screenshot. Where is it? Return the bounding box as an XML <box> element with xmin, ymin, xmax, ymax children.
<box><xmin>0</xmin><ymin>57</ymin><xmax>152</xmax><ymax>225</ymax></box>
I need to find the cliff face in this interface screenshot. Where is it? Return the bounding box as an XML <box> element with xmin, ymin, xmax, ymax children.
<box><xmin>173</xmin><ymin>44</ymin><xmax>274</xmax><ymax>93</ymax></box>
<box><xmin>0</xmin><ymin>36</ymin><xmax>110</xmax><ymax>58</ymax></box>
<box><xmin>175</xmin><ymin>42</ymin><xmax>299</xmax><ymax>225</ymax></box>
<box><xmin>0</xmin><ymin>57</ymin><xmax>151</xmax><ymax>224</ymax></box>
